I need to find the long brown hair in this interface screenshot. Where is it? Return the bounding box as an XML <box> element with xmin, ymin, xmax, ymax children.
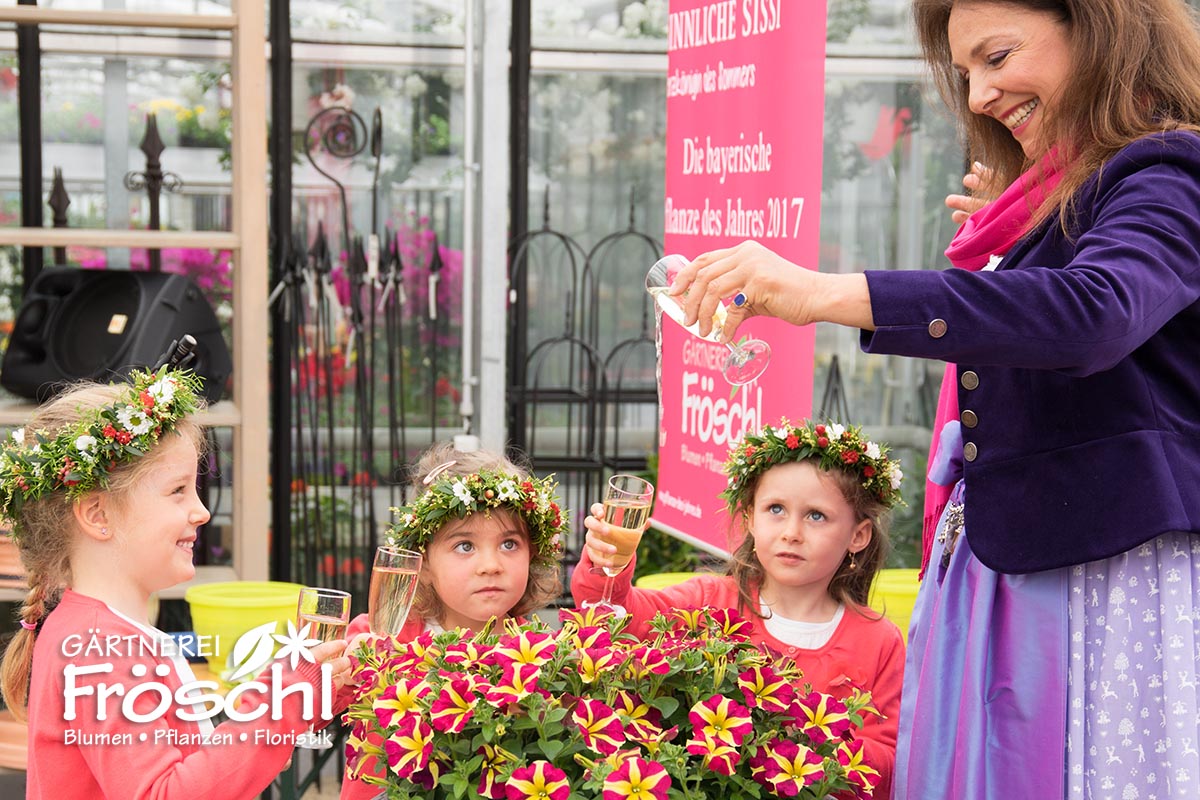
<box><xmin>913</xmin><ymin>0</ymin><xmax>1200</xmax><ymax>234</ymax></box>
<box><xmin>405</xmin><ymin>442</ymin><xmax>562</xmax><ymax>626</ymax></box>
<box><xmin>726</xmin><ymin>459</ymin><xmax>890</xmax><ymax>618</ymax></box>
<box><xmin>0</xmin><ymin>383</ymin><xmax>205</xmax><ymax>718</ymax></box>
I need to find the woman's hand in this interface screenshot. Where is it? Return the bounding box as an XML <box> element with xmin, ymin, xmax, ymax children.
<box><xmin>309</xmin><ymin>639</ymin><xmax>354</xmax><ymax>690</ymax></box>
<box><xmin>668</xmin><ymin>240</ymin><xmax>874</xmax><ymax>341</ymax></box>
<box><xmin>946</xmin><ymin>162</ymin><xmax>991</xmax><ymax>225</ymax></box>
<box><xmin>582</xmin><ymin>502</ymin><xmax>623</xmax><ymax>572</ymax></box>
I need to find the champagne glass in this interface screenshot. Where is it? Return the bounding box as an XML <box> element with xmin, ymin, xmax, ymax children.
<box><xmin>646</xmin><ymin>253</ymin><xmax>771</xmax><ymax>385</ymax></box>
<box><xmin>294</xmin><ymin>587</ymin><xmax>350</xmax><ymax>749</ymax></box>
<box><xmin>584</xmin><ymin>474</ymin><xmax>655</xmax><ymax>618</ymax></box>
<box><xmin>368</xmin><ymin>546</ymin><xmax>423</xmax><ymax>635</ymax></box>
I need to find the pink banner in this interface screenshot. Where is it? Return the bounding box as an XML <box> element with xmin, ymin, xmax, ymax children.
<box><xmin>655</xmin><ymin>1</ymin><xmax>826</xmax><ymax>555</ymax></box>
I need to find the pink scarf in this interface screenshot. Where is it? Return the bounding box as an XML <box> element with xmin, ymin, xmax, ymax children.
<box><xmin>920</xmin><ymin>156</ymin><xmax>1062</xmax><ymax>576</ymax></box>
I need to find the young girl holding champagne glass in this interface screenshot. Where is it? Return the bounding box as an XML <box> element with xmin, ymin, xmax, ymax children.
<box><xmin>573</xmin><ymin>418</ymin><xmax>906</xmax><ymax>796</ymax></box>
<box><xmin>340</xmin><ymin>441</ymin><xmax>566</xmax><ymax>799</ymax></box>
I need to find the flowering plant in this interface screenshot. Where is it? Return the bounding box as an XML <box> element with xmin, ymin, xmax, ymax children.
<box><xmin>723</xmin><ymin>419</ymin><xmax>904</xmax><ymax>514</ymax></box>
<box><xmin>344</xmin><ymin>607</ymin><xmax>881</xmax><ymax>800</ymax></box>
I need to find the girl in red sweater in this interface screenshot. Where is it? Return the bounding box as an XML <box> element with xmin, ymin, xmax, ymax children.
<box><xmin>573</xmin><ymin>419</ymin><xmax>906</xmax><ymax>797</ymax></box>
<box><xmin>0</xmin><ymin>369</ymin><xmax>351</xmax><ymax>799</ymax></box>
<box><xmin>340</xmin><ymin>442</ymin><xmax>566</xmax><ymax>799</ymax></box>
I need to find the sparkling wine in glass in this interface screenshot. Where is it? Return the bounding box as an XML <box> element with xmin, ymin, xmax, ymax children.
<box><xmin>294</xmin><ymin>587</ymin><xmax>351</xmax><ymax>749</ymax></box>
<box><xmin>646</xmin><ymin>253</ymin><xmax>771</xmax><ymax>385</ymax></box>
<box><xmin>584</xmin><ymin>474</ymin><xmax>655</xmax><ymax>618</ymax></box>
<box><xmin>368</xmin><ymin>546</ymin><xmax>423</xmax><ymax>635</ymax></box>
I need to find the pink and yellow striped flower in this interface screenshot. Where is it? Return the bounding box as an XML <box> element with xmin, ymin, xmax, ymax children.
<box><xmin>687</xmin><ymin>694</ymin><xmax>754</xmax><ymax>749</ymax></box>
<box><xmin>705</xmin><ymin>608</ymin><xmax>753</xmax><ymax>641</ymax></box>
<box><xmin>738</xmin><ymin>665</ymin><xmax>796</xmax><ymax>713</ymax></box>
<box><xmin>791</xmin><ymin>691</ymin><xmax>852</xmax><ymax>745</ymax></box>
<box><xmin>571</xmin><ymin>625</ymin><xmax>613</xmax><ymax>651</ymax></box>
<box><xmin>572</xmin><ymin>697</ymin><xmax>626</xmax><ymax>755</ymax></box>
<box><xmin>485</xmin><ymin>662</ymin><xmax>543</xmax><ymax>707</ymax></box>
<box><xmin>504</xmin><ymin>760</ymin><xmax>570</xmax><ymax>800</ymax></box>
<box><xmin>559</xmin><ymin>606</ymin><xmax>615</xmax><ymax>629</ymax></box>
<box><xmin>684</xmin><ymin>738</ymin><xmax>741</xmax><ymax>776</ymax></box>
<box><xmin>625</xmin><ymin>645</ymin><xmax>670</xmax><ymax>680</ymax></box>
<box><xmin>602</xmin><ymin>756</ymin><xmax>671</xmax><ymax>800</ymax></box>
<box><xmin>383</xmin><ymin>714</ymin><xmax>435</xmax><ymax>780</ymax></box>
<box><xmin>429</xmin><ymin>673</ymin><xmax>480</xmax><ymax>733</ymax></box>
<box><xmin>612</xmin><ymin>690</ymin><xmax>664</xmax><ymax>743</ymax></box>
<box><xmin>837</xmin><ymin>739</ymin><xmax>880</xmax><ymax>796</ymax></box>
<box><xmin>477</xmin><ymin>744</ymin><xmax>517</xmax><ymax>799</ymax></box>
<box><xmin>579</xmin><ymin>646</ymin><xmax>620</xmax><ymax>683</ymax></box>
<box><xmin>760</xmin><ymin>738</ymin><xmax>825</xmax><ymax>795</ymax></box>
<box><xmin>492</xmin><ymin>630</ymin><xmax>557</xmax><ymax>667</ymax></box>
<box><xmin>373</xmin><ymin>677</ymin><xmax>431</xmax><ymax>727</ymax></box>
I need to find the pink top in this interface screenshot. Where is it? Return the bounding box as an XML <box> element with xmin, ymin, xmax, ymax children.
<box><xmin>25</xmin><ymin>589</ymin><xmax>327</xmax><ymax>799</ymax></box>
<box><xmin>572</xmin><ymin>553</ymin><xmax>905</xmax><ymax>799</ymax></box>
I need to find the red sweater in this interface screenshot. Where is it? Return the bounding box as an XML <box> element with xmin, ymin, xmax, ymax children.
<box><xmin>26</xmin><ymin>589</ymin><xmax>327</xmax><ymax>799</ymax></box>
<box><xmin>572</xmin><ymin>553</ymin><xmax>904</xmax><ymax>799</ymax></box>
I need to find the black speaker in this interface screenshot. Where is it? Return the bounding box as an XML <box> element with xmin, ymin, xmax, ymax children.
<box><xmin>0</xmin><ymin>267</ymin><xmax>232</xmax><ymax>404</ymax></box>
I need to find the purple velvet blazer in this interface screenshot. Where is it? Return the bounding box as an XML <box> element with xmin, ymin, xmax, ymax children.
<box><xmin>862</xmin><ymin>131</ymin><xmax>1200</xmax><ymax>573</ymax></box>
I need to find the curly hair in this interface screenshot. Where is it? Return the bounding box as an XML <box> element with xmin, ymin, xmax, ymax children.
<box><xmin>405</xmin><ymin>442</ymin><xmax>562</xmax><ymax>626</ymax></box>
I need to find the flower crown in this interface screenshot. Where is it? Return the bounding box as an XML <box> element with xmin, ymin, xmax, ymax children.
<box><xmin>721</xmin><ymin>418</ymin><xmax>905</xmax><ymax>515</ymax></box>
<box><xmin>0</xmin><ymin>367</ymin><xmax>204</xmax><ymax>534</ymax></box>
<box><xmin>387</xmin><ymin>469</ymin><xmax>567</xmax><ymax>566</ymax></box>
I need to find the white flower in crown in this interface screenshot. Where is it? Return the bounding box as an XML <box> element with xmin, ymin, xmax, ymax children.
<box><xmin>147</xmin><ymin>376</ymin><xmax>177</xmax><ymax>405</ymax></box>
<box><xmin>74</xmin><ymin>435</ymin><xmax>98</xmax><ymax>461</ymax></box>
<box><xmin>403</xmin><ymin>513</ymin><xmax>417</xmax><ymax>528</ymax></box>
<box><xmin>829</xmin><ymin>423</ymin><xmax>846</xmax><ymax>440</ymax></box>
<box><xmin>888</xmin><ymin>464</ymin><xmax>904</xmax><ymax>490</ymax></box>
<box><xmin>451</xmin><ymin>479</ymin><xmax>474</xmax><ymax>506</ymax></box>
<box><xmin>864</xmin><ymin>441</ymin><xmax>881</xmax><ymax>460</ymax></box>
<box><xmin>495</xmin><ymin>479</ymin><xmax>519</xmax><ymax>503</ymax></box>
<box><xmin>116</xmin><ymin>405</ymin><xmax>152</xmax><ymax>435</ymax></box>
<box><xmin>10</xmin><ymin>430</ymin><xmax>23</xmax><ymax>446</ymax></box>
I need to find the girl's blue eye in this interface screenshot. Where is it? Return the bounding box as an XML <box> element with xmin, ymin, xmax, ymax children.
<box><xmin>767</xmin><ymin>503</ymin><xmax>784</xmax><ymax>515</ymax></box>
<box><xmin>808</xmin><ymin>510</ymin><xmax>827</xmax><ymax>522</ymax></box>
<box><xmin>500</xmin><ymin>538</ymin><xmax>521</xmax><ymax>552</ymax></box>
<box><xmin>453</xmin><ymin>541</ymin><xmax>474</xmax><ymax>554</ymax></box>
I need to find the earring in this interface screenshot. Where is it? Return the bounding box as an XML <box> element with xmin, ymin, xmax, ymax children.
<box><xmin>848</xmin><ymin>553</ymin><xmax>857</xmax><ymax>570</ymax></box>
<box><xmin>101</xmin><ymin>527</ymin><xmax>108</xmax><ymax>537</ymax></box>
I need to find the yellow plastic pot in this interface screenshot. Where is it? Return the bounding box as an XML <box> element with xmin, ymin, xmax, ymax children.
<box><xmin>185</xmin><ymin>581</ymin><xmax>304</xmax><ymax>673</ymax></box>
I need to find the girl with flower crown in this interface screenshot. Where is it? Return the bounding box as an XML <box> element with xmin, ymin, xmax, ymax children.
<box><xmin>572</xmin><ymin>419</ymin><xmax>905</xmax><ymax>797</ymax></box>
<box><xmin>339</xmin><ymin>441</ymin><xmax>566</xmax><ymax>800</ymax></box>
<box><xmin>0</xmin><ymin>369</ymin><xmax>353</xmax><ymax>798</ymax></box>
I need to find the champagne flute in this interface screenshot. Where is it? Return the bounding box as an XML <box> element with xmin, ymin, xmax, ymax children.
<box><xmin>646</xmin><ymin>253</ymin><xmax>772</xmax><ymax>385</ymax></box>
<box><xmin>368</xmin><ymin>546</ymin><xmax>423</xmax><ymax>635</ymax></box>
<box><xmin>294</xmin><ymin>587</ymin><xmax>350</xmax><ymax>749</ymax></box>
<box><xmin>584</xmin><ymin>474</ymin><xmax>655</xmax><ymax>618</ymax></box>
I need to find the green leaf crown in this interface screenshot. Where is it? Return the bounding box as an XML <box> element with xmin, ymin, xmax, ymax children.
<box><xmin>0</xmin><ymin>367</ymin><xmax>205</xmax><ymax>535</ymax></box>
<box><xmin>387</xmin><ymin>469</ymin><xmax>567</xmax><ymax>566</ymax></box>
<box><xmin>721</xmin><ymin>418</ymin><xmax>905</xmax><ymax>515</ymax></box>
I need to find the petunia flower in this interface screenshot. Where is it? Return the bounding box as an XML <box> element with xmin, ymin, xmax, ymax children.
<box><xmin>611</xmin><ymin>690</ymin><xmax>664</xmax><ymax>743</ymax></box>
<box><xmin>485</xmin><ymin>662</ymin><xmax>543</xmax><ymax>707</ymax></box>
<box><xmin>572</xmin><ymin>697</ymin><xmax>625</xmax><ymax>755</ymax></box>
<box><xmin>837</xmin><ymin>739</ymin><xmax>881</xmax><ymax>796</ymax></box>
<box><xmin>790</xmin><ymin>691</ymin><xmax>852</xmax><ymax>745</ymax></box>
<box><xmin>492</xmin><ymin>630</ymin><xmax>557</xmax><ymax>667</ymax></box>
<box><xmin>684</xmin><ymin>737</ymin><xmax>741</xmax><ymax>776</ymax></box>
<box><xmin>373</xmin><ymin>678</ymin><xmax>431</xmax><ymax>727</ymax></box>
<box><xmin>602</xmin><ymin>756</ymin><xmax>671</xmax><ymax>800</ymax></box>
<box><xmin>477</xmin><ymin>744</ymin><xmax>517</xmax><ymax>799</ymax></box>
<box><xmin>505</xmin><ymin>760</ymin><xmax>570</xmax><ymax>800</ymax></box>
<box><xmin>428</xmin><ymin>674</ymin><xmax>479</xmax><ymax>733</ymax></box>
<box><xmin>383</xmin><ymin>714</ymin><xmax>434</xmax><ymax>780</ymax></box>
<box><xmin>761</xmin><ymin>738</ymin><xmax>826</xmax><ymax>795</ymax></box>
<box><xmin>687</xmin><ymin>694</ymin><xmax>754</xmax><ymax>749</ymax></box>
<box><xmin>738</xmin><ymin>665</ymin><xmax>796</xmax><ymax>713</ymax></box>
<box><xmin>578</xmin><ymin>646</ymin><xmax>620</xmax><ymax>683</ymax></box>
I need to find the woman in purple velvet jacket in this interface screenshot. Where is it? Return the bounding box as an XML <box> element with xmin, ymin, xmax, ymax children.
<box><xmin>670</xmin><ymin>1</ymin><xmax>1200</xmax><ymax>798</ymax></box>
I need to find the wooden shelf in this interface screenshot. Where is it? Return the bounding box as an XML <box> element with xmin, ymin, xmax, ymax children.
<box><xmin>0</xmin><ymin>228</ymin><xmax>239</xmax><ymax>250</ymax></box>
<box><xmin>0</xmin><ymin>7</ymin><xmax>236</xmax><ymax>31</ymax></box>
<box><xmin>0</xmin><ymin>399</ymin><xmax>240</xmax><ymax>427</ymax></box>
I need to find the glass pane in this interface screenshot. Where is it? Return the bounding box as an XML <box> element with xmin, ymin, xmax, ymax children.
<box><xmin>531</xmin><ymin>0</ymin><xmax>667</xmax><ymax>50</ymax></box>
<box><xmin>827</xmin><ymin>0</ymin><xmax>917</xmax><ymax>51</ymax></box>
<box><xmin>0</xmin><ymin>0</ymin><xmax>231</xmax><ymax>10</ymax></box>
<box><xmin>291</xmin><ymin>1</ymin><xmax>463</xmax><ymax>45</ymax></box>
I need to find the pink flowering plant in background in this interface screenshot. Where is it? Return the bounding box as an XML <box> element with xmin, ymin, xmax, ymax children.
<box><xmin>344</xmin><ymin>607</ymin><xmax>881</xmax><ymax>799</ymax></box>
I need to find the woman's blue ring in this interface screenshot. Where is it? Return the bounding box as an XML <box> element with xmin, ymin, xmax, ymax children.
<box><xmin>733</xmin><ymin>292</ymin><xmax>748</xmax><ymax>308</ymax></box>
